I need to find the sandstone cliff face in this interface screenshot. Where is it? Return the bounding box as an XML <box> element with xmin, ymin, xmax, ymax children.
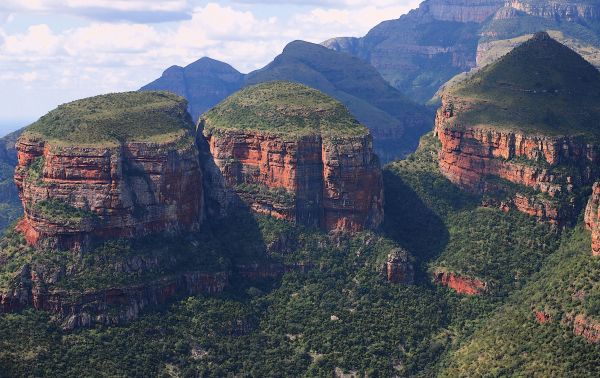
<box><xmin>204</xmin><ymin>130</ymin><xmax>383</xmax><ymax>232</ymax></box>
<box><xmin>434</xmin><ymin>270</ymin><xmax>487</xmax><ymax>295</ymax></box>
<box><xmin>584</xmin><ymin>182</ymin><xmax>600</xmax><ymax>256</ymax></box>
<box><xmin>384</xmin><ymin>249</ymin><xmax>414</xmax><ymax>284</ymax></box>
<box><xmin>435</xmin><ymin>95</ymin><xmax>598</xmax><ymax>224</ymax></box>
<box><xmin>14</xmin><ymin>133</ymin><xmax>203</xmax><ymax>249</ymax></box>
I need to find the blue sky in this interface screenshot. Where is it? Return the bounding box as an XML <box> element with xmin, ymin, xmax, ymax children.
<box><xmin>0</xmin><ymin>0</ymin><xmax>420</xmax><ymax>136</ymax></box>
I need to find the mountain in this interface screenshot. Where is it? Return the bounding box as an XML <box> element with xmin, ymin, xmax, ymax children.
<box><xmin>140</xmin><ymin>57</ymin><xmax>244</xmax><ymax>122</ymax></box>
<box><xmin>5</xmin><ymin>7</ymin><xmax>600</xmax><ymax>376</ymax></box>
<box><xmin>141</xmin><ymin>41</ymin><xmax>434</xmax><ymax>163</ymax></box>
<box><xmin>435</xmin><ymin>32</ymin><xmax>600</xmax><ymax>225</ymax></box>
<box><xmin>245</xmin><ymin>41</ymin><xmax>433</xmax><ymax>162</ymax></box>
<box><xmin>323</xmin><ymin>0</ymin><xmax>600</xmax><ymax>103</ymax></box>
<box><xmin>201</xmin><ymin>81</ymin><xmax>383</xmax><ymax>232</ymax></box>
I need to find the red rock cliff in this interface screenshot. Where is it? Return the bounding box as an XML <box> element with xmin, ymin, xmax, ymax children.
<box><xmin>14</xmin><ymin>133</ymin><xmax>203</xmax><ymax>249</ymax></box>
<box><xmin>204</xmin><ymin>130</ymin><xmax>383</xmax><ymax>233</ymax></box>
<box><xmin>585</xmin><ymin>182</ymin><xmax>600</xmax><ymax>256</ymax></box>
<box><xmin>435</xmin><ymin>95</ymin><xmax>598</xmax><ymax>224</ymax></box>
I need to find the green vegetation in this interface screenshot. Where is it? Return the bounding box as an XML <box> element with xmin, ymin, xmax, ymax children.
<box><xmin>447</xmin><ymin>32</ymin><xmax>600</xmax><ymax>140</ymax></box>
<box><xmin>202</xmin><ymin>81</ymin><xmax>368</xmax><ymax>138</ymax></box>
<box><xmin>0</xmin><ymin>131</ymin><xmax>598</xmax><ymax>376</ymax></box>
<box><xmin>437</xmin><ymin>226</ymin><xmax>600</xmax><ymax>377</ymax></box>
<box><xmin>33</xmin><ymin>199</ymin><xmax>97</xmax><ymax>225</ymax></box>
<box><xmin>0</xmin><ymin>130</ymin><xmax>22</xmax><ymax>233</ymax></box>
<box><xmin>236</xmin><ymin>183</ymin><xmax>296</xmax><ymax>207</ymax></box>
<box><xmin>384</xmin><ymin>132</ymin><xmax>561</xmax><ymax>296</ymax></box>
<box><xmin>25</xmin><ymin>91</ymin><xmax>193</xmax><ymax>146</ymax></box>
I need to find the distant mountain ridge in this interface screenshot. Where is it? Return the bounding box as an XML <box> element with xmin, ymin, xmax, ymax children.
<box><xmin>141</xmin><ymin>57</ymin><xmax>244</xmax><ymax>122</ymax></box>
<box><xmin>141</xmin><ymin>41</ymin><xmax>433</xmax><ymax>162</ymax></box>
<box><xmin>323</xmin><ymin>0</ymin><xmax>600</xmax><ymax>102</ymax></box>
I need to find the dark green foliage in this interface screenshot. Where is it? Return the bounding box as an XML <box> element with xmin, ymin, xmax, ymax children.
<box><xmin>0</xmin><ymin>129</ymin><xmax>23</xmax><ymax>233</ymax></box>
<box><xmin>383</xmin><ymin>132</ymin><xmax>560</xmax><ymax>295</ymax></box>
<box><xmin>26</xmin><ymin>91</ymin><xmax>194</xmax><ymax>145</ymax></box>
<box><xmin>236</xmin><ymin>183</ymin><xmax>295</xmax><ymax>207</ymax></box>
<box><xmin>437</xmin><ymin>226</ymin><xmax>600</xmax><ymax>377</ymax></box>
<box><xmin>33</xmin><ymin>199</ymin><xmax>97</xmax><ymax>224</ymax></box>
<box><xmin>202</xmin><ymin>81</ymin><xmax>367</xmax><ymax>138</ymax></box>
<box><xmin>0</xmin><ymin>131</ymin><xmax>594</xmax><ymax>376</ymax></box>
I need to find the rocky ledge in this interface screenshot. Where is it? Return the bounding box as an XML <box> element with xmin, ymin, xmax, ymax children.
<box><xmin>201</xmin><ymin>82</ymin><xmax>383</xmax><ymax>233</ymax></box>
<box><xmin>14</xmin><ymin>92</ymin><xmax>203</xmax><ymax>250</ymax></box>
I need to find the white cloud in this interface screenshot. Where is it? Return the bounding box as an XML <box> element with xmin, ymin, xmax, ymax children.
<box><xmin>3</xmin><ymin>24</ymin><xmax>60</xmax><ymax>55</ymax></box>
<box><xmin>0</xmin><ymin>1</ymin><xmax>420</xmax><ymax>125</ymax></box>
<box><xmin>0</xmin><ymin>0</ymin><xmax>193</xmax><ymax>23</ymax></box>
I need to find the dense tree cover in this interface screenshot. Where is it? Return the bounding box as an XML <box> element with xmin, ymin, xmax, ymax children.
<box><xmin>437</xmin><ymin>226</ymin><xmax>600</xmax><ymax>377</ymax></box>
<box><xmin>0</xmin><ymin>132</ymin><xmax>597</xmax><ymax>376</ymax></box>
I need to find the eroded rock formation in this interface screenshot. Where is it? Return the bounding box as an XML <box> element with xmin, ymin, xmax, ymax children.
<box><xmin>434</xmin><ymin>270</ymin><xmax>487</xmax><ymax>295</ymax></box>
<box><xmin>0</xmin><ymin>261</ymin><xmax>228</xmax><ymax>330</ymax></box>
<box><xmin>204</xmin><ymin>130</ymin><xmax>383</xmax><ymax>232</ymax></box>
<box><xmin>584</xmin><ymin>183</ymin><xmax>600</xmax><ymax>256</ymax></box>
<box><xmin>14</xmin><ymin>94</ymin><xmax>203</xmax><ymax>250</ymax></box>
<box><xmin>384</xmin><ymin>249</ymin><xmax>414</xmax><ymax>284</ymax></box>
<box><xmin>201</xmin><ymin>82</ymin><xmax>384</xmax><ymax>233</ymax></box>
<box><xmin>434</xmin><ymin>96</ymin><xmax>596</xmax><ymax>224</ymax></box>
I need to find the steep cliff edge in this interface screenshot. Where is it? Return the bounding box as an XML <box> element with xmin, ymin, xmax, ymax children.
<box><xmin>435</xmin><ymin>32</ymin><xmax>600</xmax><ymax>224</ymax></box>
<box><xmin>585</xmin><ymin>182</ymin><xmax>600</xmax><ymax>256</ymax></box>
<box><xmin>14</xmin><ymin>92</ymin><xmax>203</xmax><ymax>250</ymax></box>
<box><xmin>201</xmin><ymin>82</ymin><xmax>384</xmax><ymax>233</ymax></box>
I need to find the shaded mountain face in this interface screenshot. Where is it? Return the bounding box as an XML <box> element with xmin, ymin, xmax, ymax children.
<box><xmin>323</xmin><ymin>0</ymin><xmax>600</xmax><ymax>103</ymax></box>
<box><xmin>140</xmin><ymin>57</ymin><xmax>244</xmax><ymax>122</ymax></box>
<box><xmin>141</xmin><ymin>41</ymin><xmax>434</xmax><ymax>162</ymax></box>
<box><xmin>0</xmin><ymin>129</ymin><xmax>23</xmax><ymax>232</ymax></box>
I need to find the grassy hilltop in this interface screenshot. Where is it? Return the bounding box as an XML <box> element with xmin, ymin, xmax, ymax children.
<box><xmin>202</xmin><ymin>81</ymin><xmax>368</xmax><ymax>138</ymax></box>
<box><xmin>25</xmin><ymin>91</ymin><xmax>194</xmax><ymax>146</ymax></box>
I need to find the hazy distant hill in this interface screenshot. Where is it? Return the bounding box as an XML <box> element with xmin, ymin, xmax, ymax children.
<box><xmin>140</xmin><ymin>57</ymin><xmax>244</xmax><ymax>122</ymax></box>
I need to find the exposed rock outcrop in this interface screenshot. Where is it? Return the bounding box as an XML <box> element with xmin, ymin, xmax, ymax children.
<box><xmin>201</xmin><ymin>82</ymin><xmax>384</xmax><ymax>233</ymax></box>
<box><xmin>566</xmin><ymin>313</ymin><xmax>600</xmax><ymax>343</ymax></box>
<box><xmin>584</xmin><ymin>182</ymin><xmax>600</xmax><ymax>256</ymax></box>
<box><xmin>384</xmin><ymin>248</ymin><xmax>414</xmax><ymax>284</ymax></box>
<box><xmin>420</xmin><ymin>0</ymin><xmax>503</xmax><ymax>23</ymax></box>
<box><xmin>434</xmin><ymin>270</ymin><xmax>487</xmax><ymax>295</ymax></box>
<box><xmin>14</xmin><ymin>92</ymin><xmax>203</xmax><ymax>250</ymax></box>
<box><xmin>0</xmin><ymin>264</ymin><xmax>228</xmax><ymax>330</ymax></box>
<box><xmin>509</xmin><ymin>0</ymin><xmax>600</xmax><ymax>22</ymax></box>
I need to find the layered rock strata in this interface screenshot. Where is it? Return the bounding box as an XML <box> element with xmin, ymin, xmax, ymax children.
<box><xmin>204</xmin><ymin>131</ymin><xmax>383</xmax><ymax>232</ymax></box>
<box><xmin>0</xmin><ymin>264</ymin><xmax>228</xmax><ymax>330</ymax></box>
<box><xmin>201</xmin><ymin>82</ymin><xmax>384</xmax><ymax>233</ymax></box>
<box><xmin>14</xmin><ymin>92</ymin><xmax>203</xmax><ymax>249</ymax></box>
<box><xmin>435</xmin><ymin>97</ymin><xmax>596</xmax><ymax>224</ymax></box>
<box><xmin>435</xmin><ymin>33</ymin><xmax>600</xmax><ymax>225</ymax></box>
